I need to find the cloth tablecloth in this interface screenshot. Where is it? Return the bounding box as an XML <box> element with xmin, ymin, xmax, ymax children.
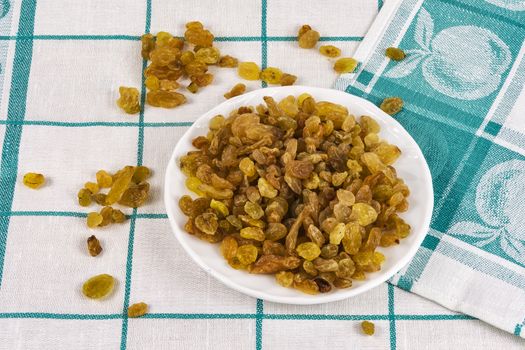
<box><xmin>0</xmin><ymin>0</ymin><xmax>524</xmax><ymax>349</ymax></box>
<box><xmin>335</xmin><ymin>0</ymin><xmax>525</xmax><ymax>341</ymax></box>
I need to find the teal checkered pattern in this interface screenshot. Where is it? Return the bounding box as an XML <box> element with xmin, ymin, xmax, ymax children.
<box><xmin>1</xmin><ymin>0</ymin><xmax>524</xmax><ymax>349</ymax></box>
<box><xmin>338</xmin><ymin>0</ymin><xmax>525</xmax><ymax>341</ymax></box>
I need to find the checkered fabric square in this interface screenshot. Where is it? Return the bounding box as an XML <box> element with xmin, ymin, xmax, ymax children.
<box><xmin>336</xmin><ymin>0</ymin><xmax>525</xmax><ymax>342</ymax></box>
<box><xmin>0</xmin><ymin>0</ymin><xmax>524</xmax><ymax>349</ymax></box>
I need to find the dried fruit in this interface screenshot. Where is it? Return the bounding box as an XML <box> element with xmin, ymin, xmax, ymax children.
<box><xmin>319</xmin><ymin>45</ymin><xmax>341</xmax><ymax>58</ymax></box>
<box><xmin>78</xmin><ymin>188</ymin><xmax>92</xmax><ymax>207</ymax></box>
<box><xmin>118</xmin><ymin>183</ymin><xmax>149</xmax><ymax>208</ymax></box>
<box><xmin>184</xmin><ymin>22</ymin><xmax>214</xmax><ymax>47</ymax></box>
<box><xmin>385</xmin><ymin>47</ymin><xmax>406</xmax><ymax>61</ymax></box>
<box><xmin>380</xmin><ymin>97</ymin><xmax>403</xmax><ymax>115</ymax></box>
<box><xmin>82</xmin><ymin>274</ymin><xmax>115</xmax><ymax>299</ymax></box>
<box><xmin>147</xmin><ymin>90</ymin><xmax>186</xmax><ymax>108</ymax></box>
<box><xmin>218</xmin><ymin>55</ymin><xmax>239</xmax><ymax>68</ymax></box>
<box><xmin>117</xmin><ymin>86</ymin><xmax>141</xmax><ymax>114</ymax></box>
<box><xmin>238</xmin><ymin>62</ymin><xmax>260</xmax><ymax>80</ymax></box>
<box><xmin>112</xmin><ymin>209</ymin><xmax>127</xmax><ymax>223</ymax></box>
<box><xmin>361</xmin><ymin>321</ymin><xmax>375</xmax><ymax>335</ymax></box>
<box><xmin>195</xmin><ymin>47</ymin><xmax>220</xmax><ymax>64</ymax></box>
<box><xmin>106</xmin><ymin>166</ymin><xmax>134</xmax><ymax>205</ymax></box>
<box><xmin>96</xmin><ymin>170</ymin><xmax>113</xmax><ymax>188</ymax></box>
<box><xmin>87</xmin><ymin>235</ymin><xmax>102</xmax><ymax>257</ymax></box>
<box><xmin>84</xmin><ymin>182</ymin><xmax>99</xmax><ymax>194</ymax></box>
<box><xmin>128</xmin><ymin>302</ymin><xmax>148</xmax><ymax>318</ymax></box>
<box><xmin>177</xmin><ymin>94</ymin><xmax>410</xmax><ymax>293</ymax></box>
<box><xmin>23</xmin><ymin>172</ymin><xmax>45</xmax><ymax>189</ymax></box>
<box><xmin>236</xmin><ymin>244</ymin><xmax>258</xmax><ymax>265</ymax></box>
<box><xmin>224</xmin><ymin>83</ymin><xmax>246</xmax><ymax>99</ymax></box>
<box><xmin>261</xmin><ymin>67</ymin><xmax>283</xmax><ymax>84</ymax></box>
<box><xmin>334</xmin><ymin>58</ymin><xmax>358</xmax><ymax>74</ymax></box>
<box><xmin>240</xmin><ymin>227</ymin><xmax>265</xmax><ymax>241</ymax></box>
<box><xmin>298</xmin><ymin>25</ymin><xmax>320</xmax><ymax>49</ymax></box>
<box><xmin>141</xmin><ymin>33</ymin><xmax>155</xmax><ymax>59</ymax></box>
<box><xmin>87</xmin><ymin>212</ymin><xmax>103</xmax><ymax>228</ymax></box>
<box><xmin>275</xmin><ymin>271</ymin><xmax>294</xmax><ymax>287</ymax></box>
<box><xmin>132</xmin><ymin>166</ymin><xmax>151</xmax><ymax>183</ymax></box>
<box><xmin>280</xmin><ymin>73</ymin><xmax>297</xmax><ymax>86</ymax></box>
<box><xmin>296</xmin><ymin>242</ymin><xmax>321</xmax><ymax>261</ymax></box>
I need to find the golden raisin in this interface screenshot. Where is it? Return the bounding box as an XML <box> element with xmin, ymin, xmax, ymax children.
<box><xmin>361</xmin><ymin>321</ymin><xmax>375</xmax><ymax>335</ymax></box>
<box><xmin>238</xmin><ymin>62</ymin><xmax>260</xmax><ymax>80</ymax></box>
<box><xmin>128</xmin><ymin>302</ymin><xmax>148</xmax><ymax>318</ymax></box>
<box><xmin>84</xmin><ymin>182</ymin><xmax>99</xmax><ymax>194</ymax></box>
<box><xmin>78</xmin><ymin>188</ymin><xmax>92</xmax><ymax>207</ymax></box>
<box><xmin>218</xmin><ymin>55</ymin><xmax>238</xmax><ymax>68</ymax></box>
<box><xmin>23</xmin><ymin>172</ymin><xmax>45</xmax><ymax>189</ymax></box>
<box><xmin>298</xmin><ymin>25</ymin><xmax>320</xmax><ymax>49</ymax></box>
<box><xmin>280</xmin><ymin>73</ymin><xmax>297</xmax><ymax>86</ymax></box>
<box><xmin>334</xmin><ymin>58</ymin><xmax>358</xmax><ymax>74</ymax></box>
<box><xmin>224</xmin><ymin>83</ymin><xmax>246</xmax><ymax>99</ymax></box>
<box><xmin>82</xmin><ymin>274</ymin><xmax>115</xmax><ymax>299</ymax></box>
<box><xmin>87</xmin><ymin>235</ymin><xmax>102</xmax><ymax>257</ymax></box>
<box><xmin>380</xmin><ymin>97</ymin><xmax>403</xmax><ymax>115</ymax></box>
<box><xmin>117</xmin><ymin>86</ymin><xmax>141</xmax><ymax>114</ymax></box>
<box><xmin>319</xmin><ymin>45</ymin><xmax>341</xmax><ymax>57</ymax></box>
<box><xmin>132</xmin><ymin>166</ymin><xmax>151</xmax><ymax>183</ymax></box>
<box><xmin>195</xmin><ymin>47</ymin><xmax>220</xmax><ymax>64</ymax></box>
<box><xmin>385</xmin><ymin>47</ymin><xmax>406</xmax><ymax>61</ymax></box>
<box><xmin>140</xmin><ymin>33</ymin><xmax>155</xmax><ymax>59</ymax></box>
<box><xmin>261</xmin><ymin>67</ymin><xmax>283</xmax><ymax>84</ymax></box>
<box><xmin>96</xmin><ymin>170</ymin><xmax>113</xmax><ymax>188</ymax></box>
<box><xmin>147</xmin><ymin>90</ymin><xmax>187</xmax><ymax>108</ymax></box>
<box><xmin>87</xmin><ymin>212</ymin><xmax>103</xmax><ymax>228</ymax></box>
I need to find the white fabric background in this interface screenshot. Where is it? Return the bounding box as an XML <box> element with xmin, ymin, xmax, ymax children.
<box><xmin>0</xmin><ymin>0</ymin><xmax>524</xmax><ymax>349</ymax></box>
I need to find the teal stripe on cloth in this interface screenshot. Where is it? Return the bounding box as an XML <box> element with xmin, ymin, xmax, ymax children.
<box><xmin>388</xmin><ymin>284</ymin><xmax>397</xmax><ymax>350</ymax></box>
<box><xmin>0</xmin><ymin>35</ymin><xmax>364</xmax><ymax>42</ymax></box>
<box><xmin>120</xmin><ymin>2</ymin><xmax>152</xmax><ymax>349</ymax></box>
<box><xmin>0</xmin><ymin>0</ymin><xmax>36</xmax><ymax>287</ymax></box>
<box><xmin>256</xmin><ymin>299</ymin><xmax>264</xmax><ymax>350</ymax></box>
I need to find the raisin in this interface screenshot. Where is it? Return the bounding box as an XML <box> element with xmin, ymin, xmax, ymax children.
<box><xmin>224</xmin><ymin>83</ymin><xmax>246</xmax><ymax>99</ymax></box>
<box><xmin>221</xmin><ymin>235</ymin><xmax>238</xmax><ymax>260</ymax></box>
<box><xmin>238</xmin><ymin>62</ymin><xmax>260</xmax><ymax>80</ymax></box>
<box><xmin>187</xmin><ymin>82</ymin><xmax>199</xmax><ymax>94</ymax></box>
<box><xmin>83</xmin><ymin>182</ymin><xmax>98</xmax><ymax>195</ymax></box>
<box><xmin>140</xmin><ymin>33</ymin><xmax>155</xmax><ymax>59</ymax></box>
<box><xmin>128</xmin><ymin>302</ymin><xmax>148</xmax><ymax>318</ymax></box>
<box><xmin>99</xmin><ymin>206</ymin><xmax>114</xmax><ymax>227</ymax></box>
<box><xmin>280</xmin><ymin>73</ymin><xmax>297</xmax><ymax>86</ymax></box>
<box><xmin>92</xmin><ymin>193</ymin><xmax>107</xmax><ymax>206</ymax></box>
<box><xmin>118</xmin><ymin>183</ymin><xmax>149</xmax><ymax>208</ymax></box>
<box><xmin>23</xmin><ymin>172</ymin><xmax>45</xmax><ymax>189</ymax></box>
<box><xmin>296</xmin><ymin>242</ymin><xmax>321</xmax><ymax>261</ymax></box>
<box><xmin>385</xmin><ymin>47</ymin><xmax>406</xmax><ymax>61</ymax></box>
<box><xmin>106</xmin><ymin>166</ymin><xmax>134</xmax><ymax>205</ymax></box>
<box><xmin>380</xmin><ymin>97</ymin><xmax>403</xmax><ymax>115</ymax></box>
<box><xmin>275</xmin><ymin>271</ymin><xmax>294</xmax><ymax>287</ymax></box>
<box><xmin>261</xmin><ymin>67</ymin><xmax>283</xmax><ymax>84</ymax></box>
<box><xmin>87</xmin><ymin>212</ymin><xmax>103</xmax><ymax>228</ymax></box>
<box><xmin>96</xmin><ymin>170</ymin><xmax>113</xmax><ymax>188</ymax></box>
<box><xmin>218</xmin><ymin>55</ymin><xmax>239</xmax><ymax>68</ymax></box>
<box><xmin>313</xmin><ymin>277</ymin><xmax>332</xmax><ymax>293</ymax></box>
<box><xmin>361</xmin><ymin>321</ymin><xmax>375</xmax><ymax>335</ymax></box>
<box><xmin>236</xmin><ymin>244</ymin><xmax>258</xmax><ymax>265</ymax></box>
<box><xmin>240</xmin><ymin>227</ymin><xmax>265</xmax><ymax>241</ymax></box>
<box><xmin>195</xmin><ymin>47</ymin><xmax>220</xmax><ymax>64</ymax></box>
<box><xmin>82</xmin><ymin>274</ymin><xmax>115</xmax><ymax>299</ymax></box>
<box><xmin>78</xmin><ymin>188</ymin><xmax>92</xmax><ymax>207</ymax></box>
<box><xmin>117</xmin><ymin>86</ymin><xmax>141</xmax><ymax>114</ymax></box>
<box><xmin>112</xmin><ymin>209</ymin><xmax>127</xmax><ymax>223</ymax></box>
<box><xmin>87</xmin><ymin>235</ymin><xmax>102</xmax><ymax>257</ymax></box>
<box><xmin>147</xmin><ymin>90</ymin><xmax>186</xmax><ymax>108</ymax></box>
<box><xmin>319</xmin><ymin>45</ymin><xmax>341</xmax><ymax>58</ymax></box>
<box><xmin>195</xmin><ymin>213</ymin><xmax>219</xmax><ymax>235</ymax></box>
<box><xmin>298</xmin><ymin>25</ymin><xmax>320</xmax><ymax>49</ymax></box>
<box><xmin>333</xmin><ymin>58</ymin><xmax>358</xmax><ymax>74</ymax></box>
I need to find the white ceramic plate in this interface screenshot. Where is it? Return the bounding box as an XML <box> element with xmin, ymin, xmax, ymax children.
<box><xmin>164</xmin><ymin>86</ymin><xmax>433</xmax><ymax>304</ymax></box>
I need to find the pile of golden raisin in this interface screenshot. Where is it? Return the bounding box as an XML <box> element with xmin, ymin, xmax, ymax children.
<box><xmin>117</xmin><ymin>21</ymin><xmax>299</xmax><ymax>113</ymax></box>
<box><xmin>78</xmin><ymin>165</ymin><xmax>151</xmax><ymax>229</ymax></box>
<box><xmin>178</xmin><ymin>94</ymin><xmax>411</xmax><ymax>294</ymax></box>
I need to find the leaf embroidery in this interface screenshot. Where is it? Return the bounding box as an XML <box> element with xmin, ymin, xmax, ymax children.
<box><xmin>414</xmin><ymin>7</ymin><xmax>434</xmax><ymax>50</ymax></box>
<box><xmin>501</xmin><ymin>236</ymin><xmax>525</xmax><ymax>266</ymax></box>
<box><xmin>448</xmin><ymin>221</ymin><xmax>498</xmax><ymax>239</ymax></box>
<box><xmin>384</xmin><ymin>52</ymin><xmax>426</xmax><ymax>78</ymax></box>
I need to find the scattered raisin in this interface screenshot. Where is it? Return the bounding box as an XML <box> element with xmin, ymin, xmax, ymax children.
<box><xmin>87</xmin><ymin>235</ymin><xmax>102</xmax><ymax>257</ymax></box>
<box><xmin>380</xmin><ymin>97</ymin><xmax>403</xmax><ymax>115</ymax></box>
<box><xmin>23</xmin><ymin>172</ymin><xmax>45</xmax><ymax>189</ymax></box>
<box><xmin>334</xmin><ymin>58</ymin><xmax>358</xmax><ymax>74</ymax></box>
<box><xmin>385</xmin><ymin>47</ymin><xmax>406</xmax><ymax>61</ymax></box>
<box><xmin>117</xmin><ymin>86</ymin><xmax>141</xmax><ymax>114</ymax></box>
<box><xmin>82</xmin><ymin>274</ymin><xmax>115</xmax><ymax>299</ymax></box>
<box><xmin>128</xmin><ymin>302</ymin><xmax>148</xmax><ymax>318</ymax></box>
<box><xmin>319</xmin><ymin>45</ymin><xmax>341</xmax><ymax>58</ymax></box>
